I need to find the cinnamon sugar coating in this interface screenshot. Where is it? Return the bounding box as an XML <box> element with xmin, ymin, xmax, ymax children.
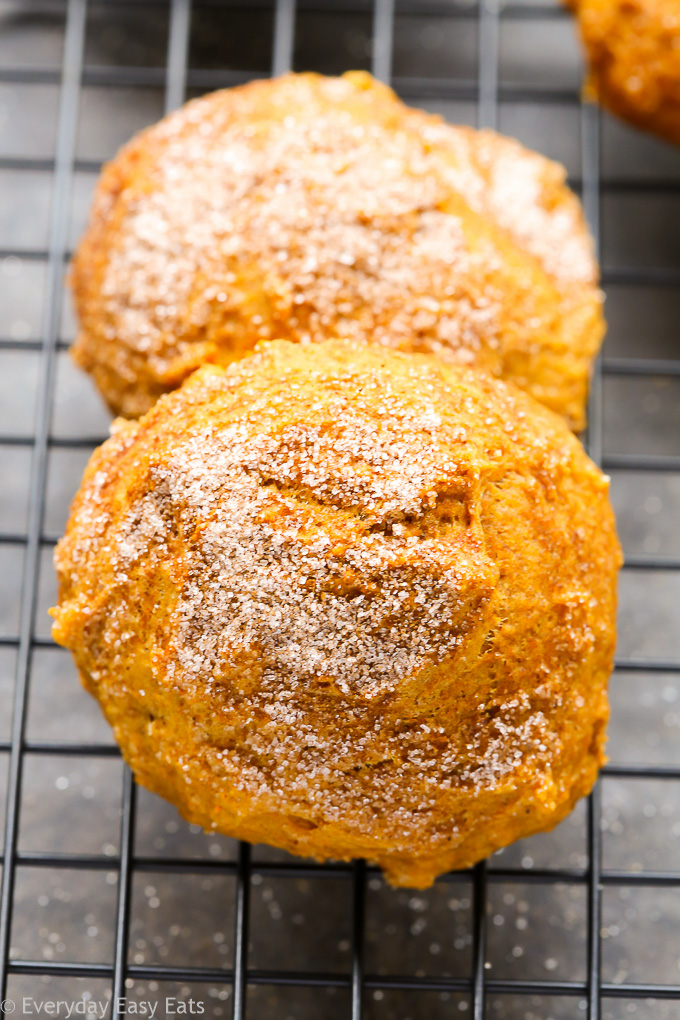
<box><xmin>52</xmin><ymin>340</ymin><xmax>621</xmax><ymax>888</ymax></box>
<box><xmin>569</xmin><ymin>0</ymin><xmax>680</xmax><ymax>145</ymax></box>
<box><xmin>71</xmin><ymin>71</ymin><xmax>603</xmax><ymax>430</ymax></box>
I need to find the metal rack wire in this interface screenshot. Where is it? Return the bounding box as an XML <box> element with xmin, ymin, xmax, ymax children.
<box><xmin>0</xmin><ymin>1</ymin><xmax>678</xmax><ymax>1018</ymax></box>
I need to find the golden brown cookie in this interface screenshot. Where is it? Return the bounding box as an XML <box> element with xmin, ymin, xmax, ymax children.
<box><xmin>52</xmin><ymin>340</ymin><xmax>621</xmax><ymax>887</ymax></box>
<box><xmin>71</xmin><ymin>71</ymin><xmax>603</xmax><ymax>430</ymax></box>
<box><xmin>570</xmin><ymin>0</ymin><xmax>680</xmax><ymax>144</ymax></box>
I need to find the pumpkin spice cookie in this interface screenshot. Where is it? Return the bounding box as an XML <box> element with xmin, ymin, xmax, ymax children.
<box><xmin>71</xmin><ymin>71</ymin><xmax>604</xmax><ymax>429</ymax></box>
<box><xmin>52</xmin><ymin>340</ymin><xmax>621</xmax><ymax>887</ymax></box>
<box><xmin>570</xmin><ymin>0</ymin><xmax>680</xmax><ymax>145</ymax></box>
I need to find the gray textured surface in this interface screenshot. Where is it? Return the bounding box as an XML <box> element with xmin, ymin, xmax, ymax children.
<box><xmin>0</xmin><ymin>1</ymin><xmax>679</xmax><ymax>1018</ymax></box>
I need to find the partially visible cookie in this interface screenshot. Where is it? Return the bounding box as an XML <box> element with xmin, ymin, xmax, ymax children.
<box><xmin>570</xmin><ymin>0</ymin><xmax>680</xmax><ymax>144</ymax></box>
<box><xmin>71</xmin><ymin>71</ymin><xmax>603</xmax><ymax>429</ymax></box>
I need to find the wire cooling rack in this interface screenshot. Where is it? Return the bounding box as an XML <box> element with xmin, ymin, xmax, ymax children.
<box><xmin>0</xmin><ymin>1</ymin><xmax>679</xmax><ymax>1018</ymax></box>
